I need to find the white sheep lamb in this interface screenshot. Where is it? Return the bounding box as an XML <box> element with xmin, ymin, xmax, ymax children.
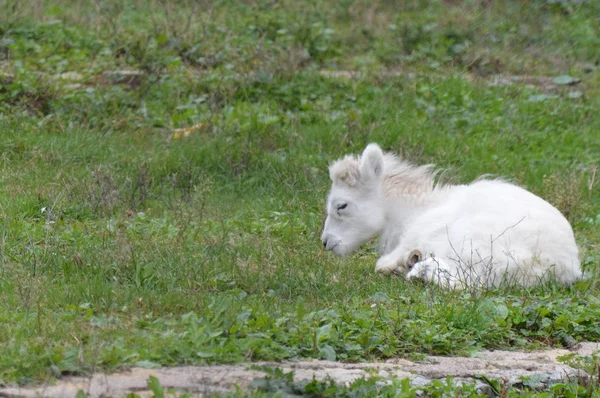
<box><xmin>321</xmin><ymin>143</ymin><xmax>583</xmax><ymax>289</ymax></box>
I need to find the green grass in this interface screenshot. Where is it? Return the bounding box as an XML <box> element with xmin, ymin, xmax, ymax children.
<box><xmin>1</xmin><ymin>0</ymin><xmax>599</xmax><ymax>394</ymax></box>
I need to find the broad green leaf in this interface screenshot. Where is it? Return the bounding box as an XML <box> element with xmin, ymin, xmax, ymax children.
<box><xmin>553</xmin><ymin>75</ymin><xmax>580</xmax><ymax>85</ymax></box>
<box><xmin>196</xmin><ymin>350</ymin><xmax>215</xmax><ymax>358</ymax></box>
<box><xmin>134</xmin><ymin>360</ymin><xmax>161</xmax><ymax>369</ymax></box>
<box><xmin>319</xmin><ymin>344</ymin><xmax>336</xmax><ymax>361</ymax></box>
<box><xmin>316</xmin><ymin>323</ymin><xmax>333</xmax><ymax>343</ymax></box>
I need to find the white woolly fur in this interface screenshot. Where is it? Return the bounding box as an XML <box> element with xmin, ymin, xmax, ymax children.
<box><xmin>321</xmin><ymin>144</ymin><xmax>582</xmax><ymax>289</ymax></box>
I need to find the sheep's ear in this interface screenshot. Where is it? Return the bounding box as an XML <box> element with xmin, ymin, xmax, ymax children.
<box><xmin>407</xmin><ymin>250</ymin><xmax>422</xmax><ymax>269</ymax></box>
<box><xmin>360</xmin><ymin>143</ymin><xmax>384</xmax><ymax>183</ymax></box>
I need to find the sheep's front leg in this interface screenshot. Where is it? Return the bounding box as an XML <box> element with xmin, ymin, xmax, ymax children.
<box><xmin>374</xmin><ymin>247</ymin><xmax>405</xmax><ymax>275</ymax></box>
<box><xmin>375</xmin><ymin>247</ymin><xmax>422</xmax><ymax>275</ymax></box>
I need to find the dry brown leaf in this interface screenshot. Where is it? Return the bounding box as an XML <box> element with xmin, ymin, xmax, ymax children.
<box><xmin>171</xmin><ymin>123</ymin><xmax>205</xmax><ymax>140</ymax></box>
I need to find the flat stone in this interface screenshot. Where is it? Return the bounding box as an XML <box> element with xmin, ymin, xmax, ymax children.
<box><xmin>1</xmin><ymin>343</ymin><xmax>598</xmax><ymax>398</ymax></box>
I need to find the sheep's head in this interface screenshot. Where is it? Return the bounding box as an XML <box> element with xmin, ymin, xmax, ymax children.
<box><xmin>321</xmin><ymin>144</ymin><xmax>386</xmax><ymax>256</ymax></box>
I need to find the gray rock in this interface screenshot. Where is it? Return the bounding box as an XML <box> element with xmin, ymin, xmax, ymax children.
<box><xmin>1</xmin><ymin>343</ymin><xmax>598</xmax><ymax>398</ymax></box>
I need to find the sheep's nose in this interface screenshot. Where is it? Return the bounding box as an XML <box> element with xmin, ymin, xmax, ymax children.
<box><xmin>322</xmin><ymin>239</ymin><xmax>327</xmax><ymax>248</ymax></box>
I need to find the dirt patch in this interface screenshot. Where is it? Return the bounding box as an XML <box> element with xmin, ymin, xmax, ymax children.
<box><xmin>318</xmin><ymin>69</ymin><xmax>584</xmax><ymax>96</ymax></box>
<box><xmin>485</xmin><ymin>74</ymin><xmax>582</xmax><ymax>92</ymax></box>
<box><xmin>0</xmin><ymin>73</ymin><xmax>13</xmax><ymax>86</ymax></box>
<box><xmin>1</xmin><ymin>343</ymin><xmax>598</xmax><ymax>398</ymax></box>
<box><xmin>97</xmin><ymin>70</ymin><xmax>146</xmax><ymax>89</ymax></box>
<box><xmin>319</xmin><ymin>69</ymin><xmax>411</xmax><ymax>79</ymax></box>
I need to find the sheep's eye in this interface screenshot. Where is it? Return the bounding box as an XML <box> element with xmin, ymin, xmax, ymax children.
<box><xmin>337</xmin><ymin>203</ymin><xmax>348</xmax><ymax>210</ymax></box>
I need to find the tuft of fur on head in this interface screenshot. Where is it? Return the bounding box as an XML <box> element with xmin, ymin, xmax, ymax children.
<box><xmin>329</xmin><ymin>155</ymin><xmax>361</xmax><ymax>187</ymax></box>
<box><xmin>329</xmin><ymin>144</ymin><xmax>439</xmax><ymax>199</ymax></box>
